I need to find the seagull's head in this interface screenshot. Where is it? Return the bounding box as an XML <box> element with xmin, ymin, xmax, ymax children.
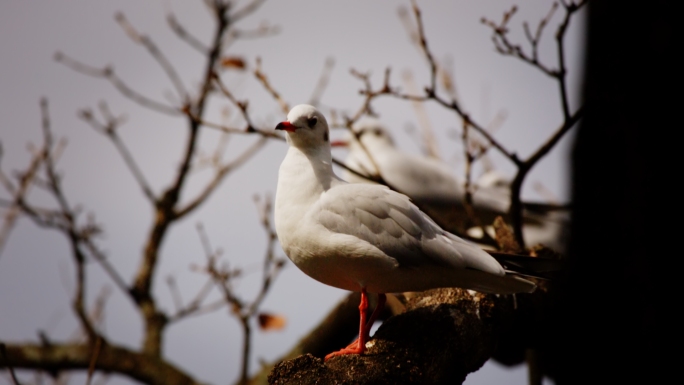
<box><xmin>276</xmin><ymin>104</ymin><xmax>330</xmax><ymax>151</ymax></box>
<box><xmin>352</xmin><ymin>119</ymin><xmax>395</xmax><ymax>149</ymax></box>
<box><xmin>329</xmin><ymin>118</ymin><xmax>395</xmax><ymax>150</ymax></box>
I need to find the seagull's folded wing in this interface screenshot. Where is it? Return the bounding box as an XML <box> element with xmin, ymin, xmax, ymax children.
<box><xmin>314</xmin><ymin>183</ymin><xmax>504</xmax><ymax>276</ymax></box>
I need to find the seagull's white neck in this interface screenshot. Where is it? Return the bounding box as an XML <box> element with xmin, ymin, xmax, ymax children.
<box><xmin>283</xmin><ymin>142</ymin><xmax>337</xmax><ymax>186</ymax></box>
<box><xmin>275</xmin><ymin>143</ymin><xmax>341</xmax><ymax>229</ymax></box>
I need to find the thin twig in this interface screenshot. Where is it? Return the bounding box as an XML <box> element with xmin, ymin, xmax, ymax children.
<box><xmin>253</xmin><ymin>57</ymin><xmax>290</xmax><ymax>114</ymax></box>
<box><xmin>404</xmin><ymin>2</ymin><xmax>517</xmax><ymax>162</ymax></box>
<box><xmin>168</xmin><ymin>277</ymin><xmax>225</xmax><ymax>323</ymax></box>
<box><xmin>85</xmin><ymin>337</ymin><xmax>103</xmax><ymax>385</ymax></box>
<box><xmin>308</xmin><ymin>57</ymin><xmax>335</xmax><ymax>107</ymax></box>
<box><xmin>38</xmin><ymin>99</ymin><xmax>98</xmax><ymax>340</ymax></box>
<box><xmin>230</xmin><ymin>0</ymin><xmax>268</xmax><ymax>22</ymax></box>
<box><xmin>188</xmin><ymin>278</ymin><xmax>216</xmax><ymax>309</ymax></box>
<box><xmin>82</xmin><ymin>238</ymin><xmax>130</xmax><ymax>299</ymax></box>
<box><xmin>555</xmin><ymin>1</ymin><xmax>587</xmax><ymax>119</ymax></box>
<box><xmin>167</xmin><ymin>12</ymin><xmax>209</xmax><ymax>55</ymax></box>
<box><xmin>0</xmin><ymin>139</ymin><xmax>46</xmax><ymax>256</ymax></box>
<box><xmin>175</xmin><ymin>135</ymin><xmax>267</xmax><ymax>219</ymax></box>
<box><xmin>410</xmin><ymin>0</ymin><xmax>437</xmax><ymax>91</ymax></box>
<box><xmin>169</xmin><ymin>299</ymin><xmax>227</xmax><ymax>323</ymax></box>
<box><xmin>78</xmin><ymin>103</ymin><xmax>157</xmax><ymax>204</ymax></box>
<box><xmin>402</xmin><ymin>70</ymin><xmax>440</xmax><ymax>159</ymax></box>
<box><xmin>211</xmin><ymin>73</ymin><xmax>258</xmax><ymax>132</ymax></box>
<box><xmin>196</xmin><ymin>193</ymin><xmax>286</xmax><ymax>385</ymax></box>
<box><xmin>346</xmin><ymin>67</ymin><xmax>391</xmax><ymax>125</ymax></box>
<box><xmin>229</xmin><ymin>23</ymin><xmax>281</xmax><ymax>40</ymax></box>
<box><xmin>482</xmin><ymin>6</ymin><xmax>555</xmax><ymax>77</ymax></box>
<box><xmin>166</xmin><ymin>276</ymin><xmax>185</xmax><ymax>312</ymax></box>
<box><xmin>54</xmin><ymin>52</ymin><xmax>181</xmax><ymax>116</ymax></box>
<box><xmin>462</xmin><ymin>121</ymin><xmax>476</xmax><ymax>227</ymax></box>
<box><xmin>115</xmin><ymin>12</ymin><xmax>189</xmax><ymax>104</ymax></box>
<box><xmin>522</xmin><ymin>3</ymin><xmax>558</xmax><ymax>65</ymax></box>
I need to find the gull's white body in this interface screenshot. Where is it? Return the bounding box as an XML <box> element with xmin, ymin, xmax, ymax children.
<box><xmin>275</xmin><ymin>105</ymin><xmax>535</xmax><ymax>295</ymax></box>
<box><xmin>341</xmin><ymin>120</ymin><xmax>569</xmax><ymax>252</ymax></box>
<box><xmin>342</xmin><ymin>119</ymin><xmax>508</xmax><ymax>213</ymax></box>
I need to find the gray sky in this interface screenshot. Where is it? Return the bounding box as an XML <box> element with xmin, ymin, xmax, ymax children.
<box><xmin>0</xmin><ymin>1</ymin><xmax>585</xmax><ymax>384</ymax></box>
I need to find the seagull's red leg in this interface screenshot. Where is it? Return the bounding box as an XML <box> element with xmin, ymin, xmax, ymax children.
<box><xmin>324</xmin><ymin>288</ymin><xmax>369</xmax><ymax>360</ymax></box>
<box><xmin>324</xmin><ymin>291</ymin><xmax>388</xmax><ymax>361</ymax></box>
<box><xmin>361</xmin><ymin>293</ymin><xmax>386</xmax><ymax>338</ymax></box>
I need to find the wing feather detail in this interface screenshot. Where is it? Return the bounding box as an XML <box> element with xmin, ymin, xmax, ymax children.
<box><xmin>314</xmin><ymin>183</ymin><xmax>503</xmax><ymax>275</ymax></box>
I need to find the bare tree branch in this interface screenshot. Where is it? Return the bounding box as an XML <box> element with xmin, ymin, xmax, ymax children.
<box><xmin>246</xmin><ymin>194</ymin><xmax>284</xmax><ymax>316</ymax></box>
<box><xmin>308</xmin><ymin>57</ymin><xmax>335</xmax><ymax>107</ymax></box>
<box><xmin>85</xmin><ymin>337</ymin><xmax>103</xmax><ymax>385</ymax></box>
<box><xmin>175</xmin><ymin>135</ymin><xmax>267</xmax><ymax>219</ymax></box>
<box><xmin>79</xmin><ymin>103</ymin><xmax>157</xmax><ymax>204</ymax></box>
<box><xmin>82</xmin><ymin>236</ymin><xmax>131</xmax><ymax>299</ymax></box>
<box><xmin>185</xmin><ymin>112</ymin><xmax>283</xmax><ymax>139</ymax></box>
<box><xmin>115</xmin><ymin>12</ymin><xmax>190</xmax><ymax>104</ymax></box>
<box><xmin>196</xmin><ymin>193</ymin><xmax>286</xmax><ymax>385</ymax></box>
<box><xmin>348</xmin><ymin>1</ymin><xmax>585</xmax><ymax>248</ymax></box>
<box><xmin>0</xmin><ymin>139</ymin><xmax>46</xmax><ymax>256</ymax></box>
<box><xmin>169</xmin><ymin>298</ymin><xmax>226</xmax><ymax>324</ymax></box>
<box><xmin>167</xmin><ymin>12</ymin><xmax>210</xmax><ymax>55</ymax></box>
<box><xmin>522</xmin><ymin>3</ymin><xmax>558</xmax><ymax>69</ymax></box>
<box><xmin>253</xmin><ymin>57</ymin><xmax>290</xmax><ymax>114</ymax></box>
<box><xmin>230</xmin><ymin>0</ymin><xmax>268</xmax><ymax>22</ymax></box>
<box><xmin>229</xmin><ymin>22</ymin><xmax>281</xmax><ymax>41</ymax></box>
<box><xmin>166</xmin><ymin>276</ymin><xmax>185</xmax><ymax>313</ymax></box>
<box><xmin>401</xmin><ymin>70</ymin><xmax>440</xmax><ymax>159</ymax></box>
<box><xmin>129</xmin><ymin>2</ymin><xmax>235</xmax><ymax>356</ymax></box>
<box><xmin>211</xmin><ymin>74</ymin><xmax>259</xmax><ymax>133</ymax></box>
<box><xmin>482</xmin><ymin>1</ymin><xmax>586</xmax><ymax>122</ymax></box>
<box><xmin>0</xmin><ymin>342</ymin><xmax>206</xmax><ymax>385</ymax></box>
<box><xmin>481</xmin><ymin>1</ymin><xmax>587</xmax><ymax>244</ymax></box>
<box><xmin>35</xmin><ymin>99</ymin><xmax>98</xmax><ymax>340</ymax></box>
<box><xmin>54</xmin><ymin>52</ymin><xmax>182</xmax><ymax>116</ymax></box>
<box><xmin>555</xmin><ymin>1</ymin><xmax>587</xmax><ymax>119</ymax></box>
<box><xmin>481</xmin><ymin>5</ymin><xmax>556</xmax><ymax>77</ymax></box>
<box><xmin>396</xmin><ymin>2</ymin><xmax>517</xmax><ymax>163</ymax></box>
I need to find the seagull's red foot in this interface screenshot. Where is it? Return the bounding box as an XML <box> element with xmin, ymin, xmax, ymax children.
<box><xmin>324</xmin><ymin>339</ymin><xmax>366</xmax><ymax>360</ymax></box>
<box><xmin>341</xmin><ymin>337</ymin><xmax>360</xmax><ymax>350</ymax></box>
<box><xmin>323</xmin><ymin>290</ymin><xmax>386</xmax><ymax>361</ymax></box>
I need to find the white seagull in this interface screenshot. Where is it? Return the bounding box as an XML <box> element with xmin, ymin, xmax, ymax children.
<box><xmin>335</xmin><ymin>119</ymin><xmax>570</xmax><ymax>252</ymax></box>
<box><xmin>274</xmin><ymin>105</ymin><xmax>543</xmax><ymax>360</ymax></box>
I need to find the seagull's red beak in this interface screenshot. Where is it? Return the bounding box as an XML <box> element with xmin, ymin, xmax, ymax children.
<box><xmin>330</xmin><ymin>139</ymin><xmax>349</xmax><ymax>147</ymax></box>
<box><xmin>275</xmin><ymin>121</ymin><xmax>296</xmax><ymax>133</ymax></box>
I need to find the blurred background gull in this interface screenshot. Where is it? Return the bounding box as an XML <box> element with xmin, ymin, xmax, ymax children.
<box><xmin>337</xmin><ymin>118</ymin><xmax>570</xmax><ymax>253</ymax></box>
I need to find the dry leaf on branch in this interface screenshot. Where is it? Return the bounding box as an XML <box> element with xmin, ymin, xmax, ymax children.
<box><xmin>220</xmin><ymin>57</ymin><xmax>246</xmax><ymax>70</ymax></box>
<box><xmin>258</xmin><ymin>313</ymin><xmax>286</xmax><ymax>331</ymax></box>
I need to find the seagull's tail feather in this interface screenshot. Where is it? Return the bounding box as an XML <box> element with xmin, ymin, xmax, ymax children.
<box><xmin>522</xmin><ymin>201</ymin><xmax>572</xmax><ymax>214</ymax></box>
<box><xmin>487</xmin><ymin>251</ymin><xmax>563</xmax><ymax>280</ymax></box>
<box><xmin>465</xmin><ymin>271</ymin><xmax>538</xmax><ymax>294</ymax></box>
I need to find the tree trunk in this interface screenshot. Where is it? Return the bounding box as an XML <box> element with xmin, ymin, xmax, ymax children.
<box><xmin>541</xmin><ymin>0</ymin><xmax>675</xmax><ymax>383</ymax></box>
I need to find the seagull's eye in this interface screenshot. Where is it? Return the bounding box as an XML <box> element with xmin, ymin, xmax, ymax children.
<box><xmin>373</xmin><ymin>129</ymin><xmax>382</xmax><ymax>136</ymax></box>
<box><xmin>307</xmin><ymin>117</ymin><xmax>318</xmax><ymax>128</ymax></box>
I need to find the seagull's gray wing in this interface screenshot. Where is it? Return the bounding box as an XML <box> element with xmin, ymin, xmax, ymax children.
<box><xmin>314</xmin><ymin>183</ymin><xmax>504</xmax><ymax>276</ymax></box>
<box><xmin>377</xmin><ymin>150</ymin><xmax>463</xmax><ymax>201</ymax></box>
